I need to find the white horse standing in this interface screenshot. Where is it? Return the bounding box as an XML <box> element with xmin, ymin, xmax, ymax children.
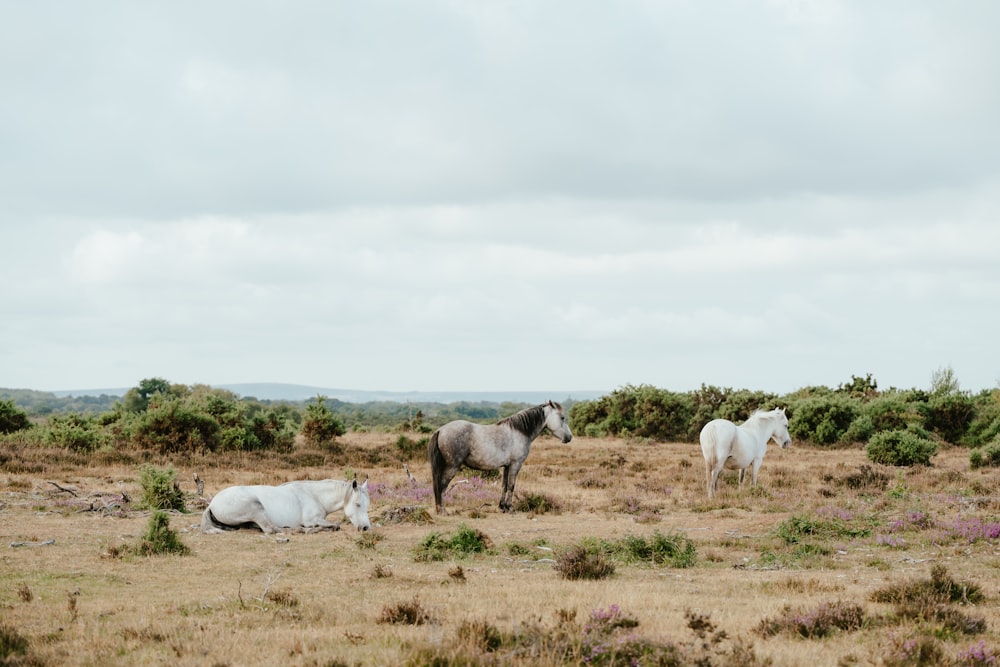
<box><xmin>201</xmin><ymin>478</ymin><xmax>371</xmax><ymax>533</ymax></box>
<box><xmin>700</xmin><ymin>408</ymin><xmax>791</xmax><ymax>498</ymax></box>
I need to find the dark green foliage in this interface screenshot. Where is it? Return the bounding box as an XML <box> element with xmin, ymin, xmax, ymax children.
<box><xmin>787</xmin><ymin>395</ymin><xmax>857</xmax><ymax>445</ymax></box>
<box><xmin>0</xmin><ymin>624</ymin><xmax>30</xmax><ymax>660</ymax></box>
<box><xmin>394</xmin><ymin>434</ymin><xmax>427</xmax><ymax>461</ymax></box>
<box><xmin>776</xmin><ymin>514</ymin><xmax>871</xmax><ymax>544</ymax></box>
<box><xmin>413</xmin><ymin>524</ymin><xmax>494</xmax><ymax>562</ymax></box>
<box><xmin>613</xmin><ymin>531</ymin><xmax>697</xmax><ymax>568</ymax></box>
<box><xmin>133</xmin><ymin>511</ymin><xmax>190</xmax><ymax>556</ymax></box>
<box><xmin>970</xmin><ymin>439</ymin><xmax>1000</xmax><ymax>469</ymax></box>
<box><xmin>866</xmin><ymin>429</ymin><xmax>937</xmax><ymax>466</ymax></box>
<box><xmin>137</xmin><ymin>465</ymin><xmax>186</xmax><ymax>511</ymax></box>
<box><xmin>301</xmin><ymin>395</ymin><xmax>346</xmax><ymax>447</ymax></box>
<box><xmin>123</xmin><ymin>377</ymin><xmax>175</xmax><ymax>412</ymax></box>
<box><xmin>555</xmin><ymin>545</ymin><xmax>616</xmax><ymax>580</ymax></box>
<box><xmin>570</xmin><ymin>384</ymin><xmax>693</xmax><ymax>441</ymax></box>
<box><xmin>44</xmin><ymin>413</ymin><xmax>107</xmax><ymax>452</ymax></box>
<box><xmin>919</xmin><ymin>393</ymin><xmax>975</xmax><ymax>444</ymax></box>
<box><xmin>0</xmin><ymin>399</ymin><xmax>31</xmax><ymax>434</ymax></box>
<box><xmin>965</xmin><ymin>389</ymin><xmax>1000</xmax><ymax>447</ymax></box>
<box><xmin>131</xmin><ymin>398</ymin><xmax>220</xmax><ymax>453</ymax></box>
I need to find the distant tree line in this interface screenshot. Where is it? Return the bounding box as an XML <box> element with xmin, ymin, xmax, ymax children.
<box><xmin>3</xmin><ymin>370</ymin><xmax>999</xmax><ymax>470</ymax></box>
<box><xmin>0</xmin><ymin>378</ymin><xmax>534</xmax><ymax>457</ymax></box>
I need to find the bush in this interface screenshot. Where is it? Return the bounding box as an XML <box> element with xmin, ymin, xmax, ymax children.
<box><xmin>920</xmin><ymin>393</ymin><xmax>975</xmax><ymax>444</ymax></box>
<box><xmin>301</xmin><ymin>396</ymin><xmax>346</xmax><ymax>447</ymax></box>
<box><xmin>413</xmin><ymin>524</ymin><xmax>494</xmax><ymax>562</ymax></box>
<box><xmin>0</xmin><ymin>399</ymin><xmax>31</xmax><ymax>434</ymax></box>
<box><xmin>788</xmin><ymin>396</ymin><xmax>858</xmax><ymax>445</ymax></box>
<box><xmin>614</xmin><ymin>531</ymin><xmax>697</xmax><ymax>568</ymax></box>
<box><xmin>137</xmin><ymin>465</ymin><xmax>186</xmax><ymax>511</ymax></box>
<box><xmin>970</xmin><ymin>439</ymin><xmax>1000</xmax><ymax>469</ymax></box>
<box><xmin>130</xmin><ymin>398</ymin><xmax>220</xmax><ymax>453</ymax></box>
<box><xmin>555</xmin><ymin>545</ymin><xmax>616</xmax><ymax>580</ymax></box>
<box><xmin>866</xmin><ymin>429</ymin><xmax>937</xmax><ymax>467</ymax></box>
<box><xmin>133</xmin><ymin>511</ymin><xmax>190</xmax><ymax>556</ymax></box>
<box><xmin>45</xmin><ymin>413</ymin><xmax>107</xmax><ymax>452</ymax></box>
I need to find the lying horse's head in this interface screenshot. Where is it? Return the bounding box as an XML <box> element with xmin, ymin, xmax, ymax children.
<box><xmin>344</xmin><ymin>478</ymin><xmax>371</xmax><ymax>531</ymax></box>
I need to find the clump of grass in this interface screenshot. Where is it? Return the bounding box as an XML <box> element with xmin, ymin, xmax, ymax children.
<box><xmin>871</xmin><ymin>564</ymin><xmax>984</xmax><ymax>606</ymax></box>
<box><xmin>756</xmin><ymin>600</ymin><xmax>870</xmax><ymax>638</ymax></box>
<box><xmin>378</xmin><ymin>598</ymin><xmax>431</xmax><ymax>625</ymax></box>
<box><xmin>456</xmin><ymin>619</ymin><xmax>504</xmax><ymax>653</ymax></box>
<box><xmin>0</xmin><ymin>624</ymin><xmax>30</xmax><ymax>662</ymax></box>
<box><xmin>448</xmin><ymin>565</ymin><xmax>466</xmax><ymax>582</ymax></box>
<box><xmin>394</xmin><ymin>435</ymin><xmax>427</xmax><ymax>461</ymax></box>
<box><xmin>377</xmin><ymin>505</ymin><xmax>433</xmax><ymax>525</ymax></box>
<box><xmin>16</xmin><ymin>584</ymin><xmax>32</xmax><ymax>603</ymax></box>
<box><xmin>612</xmin><ymin>531</ymin><xmax>697</xmax><ymax>568</ymax></box>
<box><xmin>132</xmin><ymin>511</ymin><xmax>190</xmax><ymax>556</ymax></box>
<box><xmin>413</xmin><ymin>523</ymin><xmax>494</xmax><ymax>562</ymax></box>
<box><xmin>137</xmin><ymin>464</ymin><xmax>186</xmax><ymax>512</ymax></box>
<box><xmin>555</xmin><ymin>545</ymin><xmax>615</xmax><ymax>580</ymax></box>
<box><xmin>513</xmin><ymin>491</ymin><xmax>561</xmax><ymax>515</ymax></box>
<box><xmin>370</xmin><ymin>563</ymin><xmax>393</xmax><ymax>579</ymax></box>
<box><xmin>264</xmin><ymin>589</ymin><xmax>299</xmax><ymax>608</ymax></box>
<box><xmin>355</xmin><ymin>530</ymin><xmax>384</xmax><ymax>550</ymax></box>
<box><xmin>776</xmin><ymin>514</ymin><xmax>871</xmax><ymax>544</ymax></box>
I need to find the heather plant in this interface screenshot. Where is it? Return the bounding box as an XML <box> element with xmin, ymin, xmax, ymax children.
<box><xmin>956</xmin><ymin>640</ymin><xmax>1000</xmax><ymax>666</ymax></box>
<box><xmin>378</xmin><ymin>598</ymin><xmax>431</xmax><ymax>625</ymax></box>
<box><xmin>555</xmin><ymin>544</ymin><xmax>616</xmax><ymax>580</ymax></box>
<box><xmin>755</xmin><ymin>600</ymin><xmax>870</xmax><ymax>638</ymax></box>
<box><xmin>512</xmin><ymin>490</ymin><xmax>561</xmax><ymax>514</ymax></box>
<box><xmin>870</xmin><ymin>565</ymin><xmax>984</xmax><ymax>606</ymax></box>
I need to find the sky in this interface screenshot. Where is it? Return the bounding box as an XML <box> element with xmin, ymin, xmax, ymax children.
<box><xmin>2</xmin><ymin>1</ymin><xmax>999</xmax><ymax>397</ymax></box>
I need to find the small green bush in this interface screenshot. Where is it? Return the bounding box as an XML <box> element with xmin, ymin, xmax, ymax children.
<box><xmin>866</xmin><ymin>429</ymin><xmax>937</xmax><ymax>467</ymax></box>
<box><xmin>413</xmin><ymin>524</ymin><xmax>494</xmax><ymax>562</ymax></box>
<box><xmin>137</xmin><ymin>465</ymin><xmax>186</xmax><ymax>512</ymax></box>
<box><xmin>615</xmin><ymin>531</ymin><xmax>697</xmax><ymax>568</ymax></box>
<box><xmin>133</xmin><ymin>511</ymin><xmax>190</xmax><ymax>556</ymax></box>
<box><xmin>0</xmin><ymin>399</ymin><xmax>31</xmax><ymax>435</ymax></box>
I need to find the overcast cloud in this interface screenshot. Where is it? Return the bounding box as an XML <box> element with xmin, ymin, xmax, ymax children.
<box><xmin>2</xmin><ymin>1</ymin><xmax>998</xmax><ymax>396</ymax></box>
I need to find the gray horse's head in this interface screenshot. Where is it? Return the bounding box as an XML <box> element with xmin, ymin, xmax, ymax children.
<box><xmin>344</xmin><ymin>478</ymin><xmax>371</xmax><ymax>531</ymax></box>
<box><xmin>769</xmin><ymin>407</ymin><xmax>791</xmax><ymax>449</ymax></box>
<box><xmin>544</xmin><ymin>400</ymin><xmax>573</xmax><ymax>444</ymax></box>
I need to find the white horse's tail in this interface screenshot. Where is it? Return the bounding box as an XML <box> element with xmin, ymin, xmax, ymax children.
<box><xmin>200</xmin><ymin>506</ymin><xmax>228</xmax><ymax>534</ymax></box>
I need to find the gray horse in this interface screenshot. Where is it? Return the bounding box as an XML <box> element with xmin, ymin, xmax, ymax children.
<box><xmin>428</xmin><ymin>401</ymin><xmax>572</xmax><ymax>514</ymax></box>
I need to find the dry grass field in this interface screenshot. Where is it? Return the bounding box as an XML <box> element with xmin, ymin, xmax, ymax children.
<box><xmin>3</xmin><ymin>433</ymin><xmax>1000</xmax><ymax>666</ymax></box>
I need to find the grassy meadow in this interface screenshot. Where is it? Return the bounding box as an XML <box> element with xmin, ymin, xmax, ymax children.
<box><xmin>3</xmin><ymin>432</ymin><xmax>1000</xmax><ymax>666</ymax></box>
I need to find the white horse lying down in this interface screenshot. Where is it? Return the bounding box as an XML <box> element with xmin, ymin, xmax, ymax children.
<box><xmin>201</xmin><ymin>478</ymin><xmax>371</xmax><ymax>533</ymax></box>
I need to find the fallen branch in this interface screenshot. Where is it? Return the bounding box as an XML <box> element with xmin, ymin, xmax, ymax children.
<box><xmin>47</xmin><ymin>481</ymin><xmax>78</xmax><ymax>496</ymax></box>
<box><xmin>10</xmin><ymin>539</ymin><xmax>56</xmax><ymax>548</ymax></box>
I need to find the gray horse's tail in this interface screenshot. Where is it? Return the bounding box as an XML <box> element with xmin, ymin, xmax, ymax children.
<box><xmin>428</xmin><ymin>430</ymin><xmax>445</xmax><ymax>511</ymax></box>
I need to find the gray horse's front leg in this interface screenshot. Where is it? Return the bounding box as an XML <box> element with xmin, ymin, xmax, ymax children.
<box><xmin>500</xmin><ymin>463</ymin><xmax>523</xmax><ymax>512</ymax></box>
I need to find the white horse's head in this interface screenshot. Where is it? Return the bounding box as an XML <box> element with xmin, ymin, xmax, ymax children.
<box><xmin>769</xmin><ymin>407</ymin><xmax>791</xmax><ymax>449</ymax></box>
<box><xmin>544</xmin><ymin>400</ymin><xmax>573</xmax><ymax>443</ymax></box>
<box><xmin>343</xmin><ymin>478</ymin><xmax>371</xmax><ymax>531</ymax></box>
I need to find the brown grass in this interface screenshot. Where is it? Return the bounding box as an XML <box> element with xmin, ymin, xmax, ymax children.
<box><xmin>2</xmin><ymin>434</ymin><xmax>1000</xmax><ymax>665</ymax></box>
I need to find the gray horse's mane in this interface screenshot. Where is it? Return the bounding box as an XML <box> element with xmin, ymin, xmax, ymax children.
<box><xmin>497</xmin><ymin>402</ymin><xmax>559</xmax><ymax>436</ymax></box>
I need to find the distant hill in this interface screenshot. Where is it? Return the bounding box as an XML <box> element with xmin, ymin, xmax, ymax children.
<box><xmin>47</xmin><ymin>383</ymin><xmax>606</xmax><ymax>404</ymax></box>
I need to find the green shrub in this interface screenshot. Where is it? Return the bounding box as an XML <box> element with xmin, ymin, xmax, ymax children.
<box><xmin>413</xmin><ymin>524</ymin><xmax>494</xmax><ymax>562</ymax></box>
<box><xmin>45</xmin><ymin>413</ymin><xmax>107</xmax><ymax>452</ymax></box>
<box><xmin>133</xmin><ymin>511</ymin><xmax>190</xmax><ymax>556</ymax></box>
<box><xmin>866</xmin><ymin>429</ymin><xmax>937</xmax><ymax>467</ymax></box>
<box><xmin>970</xmin><ymin>439</ymin><xmax>1000</xmax><ymax>469</ymax></box>
<box><xmin>788</xmin><ymin>396</ymin><xmax>858</xmax><ymax>445</ymax></box>
<box><xmin>614</xmin><ymin>531</ymin><xmax>697</xmax><ymax>568</ymax></box>
<box><xmin>137</xmin><ymin>465</ymin><xmax>186</xmax><ymax>511</ymax></box>
<box><xmin>394</xmin><ymin>434</ymin><xmax>427</xmax><ymax>461</ymax></box>
<box><xmin>301</xmin><ymin>396</ymin><xmax>346</xmax><ymax>447</ymax></box>
<box><xmin>130</xmin><ymin>398</ymin><xmax>220</xmax><ymax>453</ymax></box>
<box><xmin>920</xmin><ymin>393</ymin><xmax>975</xmax><ymax>444</ymax></box>
<box><xmin>0</xmin><ymin>399</ymin><xmax>31</xmax><ymax>434</ymax></box>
